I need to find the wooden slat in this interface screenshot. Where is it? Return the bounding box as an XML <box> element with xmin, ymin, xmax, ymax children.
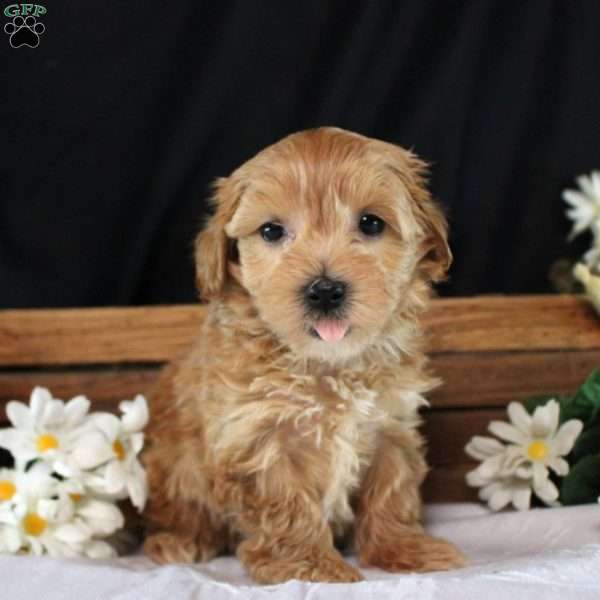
<box><xmin>424</xmin><ymin>464</ymin><xmax>479</xmax><ymax>503</ymax></box>
<box><xmin>0</xmin><ymin>295</ymin><xmax>598</xmax><ymax>366</ymax></box>
<box><xmin>422</xmin><ymin>408</ymin><xmax>504</xmax><ymax>467</ymax></box>
<box><xmin>0</xmin><ymin>368</ymin><xmax>160</xmax><ymax>413</ymax></box>
<box><xmin>426</xmin><ymin>294</ymin><xmax>599</xmax><ymax>353</ymax></box>
<box><xmin>0</xmin><ymin>305</ymin><xmax>202</xmax><ymax>366</ymax></box>
<box><xmin>429</xmin><ymin>349</ymin><xmax>600</xmax><ymax>408</ymax></box>
<box><xmin>0</xmin><ymin>349</ymin><xmax>596</xmax><ymax>412</ymax></box>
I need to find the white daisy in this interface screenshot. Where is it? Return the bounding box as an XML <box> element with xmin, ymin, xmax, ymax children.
<box><xmin>70</xmin><ymin>395</ymin><xmax>148</xmax><ymax>512</ymax></box>
<box><xmin>0</xmin><ymin>462</ymin><xmax>89</xmax><ymax>557</ymax></box>
<box><xmin>0</xmin><ymin>387</ymin><xmax>91</xmax><ymax>472</ymax></box>
<box><xmin>465</xmin><ymin>400</ymin><xmax>583</xmax><ymax>510</ymax></box>
<box><xmin>562</xmin><ymin>170</ymin><xmax>600</xmax><ymax>240</ymax></box>
<box><xmin>56</xmin><ymin>478</ymin><xmax>124</xmax><ymax>539</ymax></box>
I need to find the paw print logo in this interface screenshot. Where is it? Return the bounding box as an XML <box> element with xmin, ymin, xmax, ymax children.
<box><xmin>4</xmin><ymin>15</ymin><xmax>45</xmax><ymax>48</ymax></box>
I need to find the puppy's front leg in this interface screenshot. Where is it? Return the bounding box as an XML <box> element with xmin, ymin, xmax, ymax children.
<box><xmin>212</xmin><ymin>407</ymin><xmax>363</xmax><ymax>584</ymax></box>
<box><xmin>356</xmin><ymin>423</ymin><xmax>466</xmax><ymax>572</ymax></box>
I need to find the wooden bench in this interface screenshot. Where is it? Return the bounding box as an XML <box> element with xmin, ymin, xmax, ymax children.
<box><xmin>1</xmin><ymin>295</ymin><xmax>598</xmax><ymax>502</ymax></box>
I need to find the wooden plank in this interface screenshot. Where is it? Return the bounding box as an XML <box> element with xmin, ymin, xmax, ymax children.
<box><xmin>426</xmin><ymin>294</ymin><xmax>600</xmax><ymax>353</ymax></box>
<box><xmin>0</xmin><ymin>295</ymin><xmax>599</xmax><ymax>366</ymax></box>
<box><xmin>0</xmin><ymin>349</ymin><xmax>595</xmax><ymax>413</ymax></box>
<box><xmin>0</xmin><ymin>368</ymin><xmax>160</xmax><ymax>415</ymax></box>
<box><xmin>422</xmin><ymin>408</ymin><xmax>504</xmax><ymax>467</ymax></box>
<box><xmin>0</xmin><ymin>305</ymin><xmax>201</xmax><ymax>366</ymax></box>
<box><xmin>423</xmin><ymin>463</ymin><xmax>479</xmax><ymax>503</ymax></box>
<box><xmin>429</xmin><ymin>349</ymin><xmax>600</xmax><ymax>408</ymax></box>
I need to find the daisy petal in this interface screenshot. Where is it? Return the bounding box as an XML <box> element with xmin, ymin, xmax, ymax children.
<box><xmin>70</xmin><ymin>431</ymin><xmax>114</xmax><ymax>470</ymax></box>
<box><xmin>489</xmin><ymin>487</ymin><xmax>511</xmax><ymax>511</ymax></box>
<box><xmin>85</xmin><ymin>540</ymin><xmax>116</xmax><ymax>559</ymax></box>
<box><xmin>534</xmin><ymin>478</ymin><xmax>559</xmax><ymax>505</ymax></box>
<box><xmin>591</xmin><ymin>171</ymin><xmax>600</xmax><ymax>197</ymax></box>
<box><xmin>531</xmin><ymin>400</ymin><xmax>559</xmax><ymax>438</ymax></box>
<box><xmin>479</xmin><ymin>481</ymin><xmax>502</xmax><ymax>502</ymax></box>
<box><xmin>532</xmin><ymin>461</ymin><xmax>548</xmax><ymax>488</ymax></box>
<box><xmin>64</xmin><ymin>396</ymin><xmax>91</xmax><ymax>428</ymax></box>
<box><xmin>488</xmin><ymin>421</ymin><xmax>527</xmax><ymax>444</ymax></box>
<box><xmin>6</xmin><ymin>402</ymin><xmax>32</xmax><ymax>430</ymax></box>
<box><xmin>127</xmin><ymin>461</ymin><xmax>148</xmax><ymax>511</ymax></box>
<box><xmin>91</xmin><ymin>414</ymin><xmax>121</xmax><ymax>442</ymax></box>
<box><xmin>512</xmin><ymin>486</ymin><xmax>532</xmax><ymax>511</ymax></box>
<box><xmin>466</xmin><ymin>466</ymin><xmax>491</xmax><ymax>487</ymax></box>
<box><xmin>553</xmin><ymin>419</ymin><xmax>583</xmax><ymax>455</ymax></box>
<box><xmin>119</xmin><ymin>395</ymin><xmax>149</xmax><ymax>433</ymax></box>
<box><xmin>104</xmin><ymin>461</ymin><xmax>127</xmax><ymax>496</ymax></box>
<box><xmin>507</xmin><ymin>402</ymin><xmax>532</xmax><ymax>434</ymax></box>
<box><xmin>130</xmin><ymin>433</ymin><xmax>144</xmax><ymax>455</ymax></box>
<box><xmin>77</xmin><ymin>500</ymin><xmax>124</xmax><ymax>535</ymax></box>
<box><xmin>30</xmin><ymin>387</ymin><xmax>53</xmax><ymax>422</ymax></box>
<box><xmin>2</xmin><ymin>526</ymin><xmax>22</xmax><ymax>553</ymax></box>
<box><xmin>53</xmin><ymin>523</ymin><xmax>91</xmax><ymax>544</ymax></box>
<box><xmin>465</xmin><ymin>436</ymin><xmax>505</xmax><ymax>460</ymax></box>
<box><xmin>41</xmin><ymin>399</ymin><xmax>66</xmax><ymax>428</ymax></box>
<box><xmin>548</xmin><ymin>457</ymin><xmax>569</xmax><ymax>476</ymax></box>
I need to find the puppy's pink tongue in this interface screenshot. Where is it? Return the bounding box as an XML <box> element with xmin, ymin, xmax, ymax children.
<box><xmin>314</xmin><ymin>320</ymin><xmax>349</xmax><ymax>342</ymax></box>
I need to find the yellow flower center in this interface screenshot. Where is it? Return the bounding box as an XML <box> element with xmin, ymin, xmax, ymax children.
<box><xmin>36</xmin><ymin>434</ymin><xmax>59</xmax><ymax>453</ymax></box>
<box><xmin>0</xmin><ymin>480</ymin><xmax>16</xmax><ymax>501</ymax></box>
<box><xmin>527</xmin><ymin>440</ymin><xmax>549</xmax><ymax>461</ymax></box>
<box><xmin>113</xmin><ymin>439</ymin><xmax>126</xmax><ymax>461</ymax></box>
<box><xmin>69</xmin><ymin>493</ymin><xmax>82</xmax><ymax>502</ymax></box>
<box><xmin>23</xmin><ymin>512</ymin><xmax>47</xmax><ymax>537</ymax></box>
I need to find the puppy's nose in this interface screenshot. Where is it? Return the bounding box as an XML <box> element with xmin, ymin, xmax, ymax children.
<box><xmin>305</xmin><ymin>277</ymin><xmax>347</xmax><ymax>312</ymax></box>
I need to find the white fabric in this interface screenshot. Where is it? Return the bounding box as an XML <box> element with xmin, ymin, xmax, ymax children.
<box><xmin>1</xmin><ymin>503</ymin><xmax>599</xmax><ymax>599</ymax></box>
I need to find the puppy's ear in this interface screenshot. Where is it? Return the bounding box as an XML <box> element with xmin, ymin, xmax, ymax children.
<box><xmin>385</xmin><ymin>147</ymin><xmax>452</xmax><ymax>282</ymax></box>
<box><xmin>414</xmin><ymin>194</ymin><xmax>452</xmax><ymax>282</ymax></box>
<box><xmin>194</xmin><ymin>176</ymin><xmax>244</xmax><ymax>301</ymax></box>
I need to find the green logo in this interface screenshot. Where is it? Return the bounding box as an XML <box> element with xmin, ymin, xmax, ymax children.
<box><xmin>4</xmin><ymin>4</ymin><xmax>45</xmax><ymax>17</ymax></box>
<box><xmin>3</xmin><ymin>4</ymin><xmax>46</xmax><ymax>47</ymax></box>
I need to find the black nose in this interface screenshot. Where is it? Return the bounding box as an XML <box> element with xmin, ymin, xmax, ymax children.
<box><xmin>305</xmin><ymin>277</ymin><xmax>347</xmax><ymax>312</ymax></box>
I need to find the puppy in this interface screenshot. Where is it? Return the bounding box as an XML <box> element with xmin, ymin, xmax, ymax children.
<box><xmin>142</xmin><ymin>127</ymin><xmax>466</xmax><ymax>583</ymax></box>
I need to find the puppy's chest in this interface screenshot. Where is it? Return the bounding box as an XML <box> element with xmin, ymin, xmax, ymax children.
<box><xmin>271</xmin><ymin>374</ymin><xmax>387</xmax><ymax>523</ymax></box>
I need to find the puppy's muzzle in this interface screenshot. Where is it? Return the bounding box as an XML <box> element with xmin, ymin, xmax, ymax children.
<box><xmin>304</xmin><ymin>277</ymin><xmax>347</xmax><ymax>313</ymax></box>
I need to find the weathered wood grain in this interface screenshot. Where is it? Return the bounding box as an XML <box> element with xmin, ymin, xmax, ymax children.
<box><xmin>422</xmin><ymin>408</ymin><xmax>504</xmax><ymax>467</ymax></box>
<box><xmin>423</xmin><ymin>463</ymin><xmax>479</xmax><ymax>503</ymax></box>
<box><xmin>0</xmin><ymin>305</ymin><xmax>201</xmax><ymax>366</ymax></box>
<box><xmin>0</xmin><ymin>295</ymin><xmax>598</xmax><ymax>366</ymax></box>
<box><xmin>0</xmin><ymin>348</ymin><xmax>597</xmax><ymax>411</ymax></box>
<box><xmin>429</xmin><ymin>349</ymin><xmax>600</xmax><ymax>408</ymax></box>
<box><xmin>0</xmin><ymin>368</ymin><xmax>159</xmax><ymax>409</ymax></box>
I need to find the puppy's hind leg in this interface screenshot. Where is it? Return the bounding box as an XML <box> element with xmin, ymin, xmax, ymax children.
<box><xmin>355</xmin><ymin>424</ymin><xmax>467</xmax><ymax>573</ymax></box>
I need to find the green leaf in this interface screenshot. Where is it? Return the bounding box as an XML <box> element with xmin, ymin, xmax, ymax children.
<box><xmin>570</xmin><ymin>424</ymin><xmax>600</xmax><ymax>462</ymax></box>
<box><xmin>559</xmin><ymin>453</ymin><xmax>600</xmax><ymax>505</ymax></box>
<box><xmin>565</xmin><ymin>368</ymin><xmax>600</xmax><ymax>424</ymax></box>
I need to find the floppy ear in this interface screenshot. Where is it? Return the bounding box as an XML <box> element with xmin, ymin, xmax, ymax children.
<box><xmin>194</xmin><ymin>176</ymin><xmax>244</xmax><ymax>301</ymax></box>
<box><xmin>384</xmin><ymin>146</ymin><xmax>452</xmax><ymax>282</ymax></box>
<box><xmin>414</xmin><ymin>194</ymin><xmax>452</xmax><ymax>282</ymax></box>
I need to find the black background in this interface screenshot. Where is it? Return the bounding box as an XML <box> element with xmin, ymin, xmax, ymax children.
<box><xmin>1</xmin><ymin>1</ymin><xmax>598</xmax><ymax>308</ymax></box>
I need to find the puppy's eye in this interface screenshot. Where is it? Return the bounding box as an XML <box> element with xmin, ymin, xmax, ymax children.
<box><xmin>359</xmin><ymin>214</ymin><xmax>385</xmax><ymax>236</ymax></box>
<box><xmin>260</xmin><ymin>222</ymin><xmax>285</xmax><ymax>243</ymax></box>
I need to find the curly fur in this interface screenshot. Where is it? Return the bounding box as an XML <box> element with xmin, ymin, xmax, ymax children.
<box><xmin>142</xmin><ymin>127</ymin><xmax>466</xmax><ymax>583</ymax></box>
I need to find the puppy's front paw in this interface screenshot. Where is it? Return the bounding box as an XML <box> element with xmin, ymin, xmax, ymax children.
<box><xmin>245</xmin><ymin>551</ymin><xmax>363</xmax><ymax>583</ymax></box>
<box><xmin>360</xmin><ymin>534</ymin><xmax>467</xmax><ymax>573</ymax></box>
<box><xmin>144</xmin><ymin>532</ymin><xmax>198</xmax><ymax>564</ymax></box>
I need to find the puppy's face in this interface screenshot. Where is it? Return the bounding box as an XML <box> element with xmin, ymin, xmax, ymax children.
<box><xmin>196</xmin><ymin>128</ymin><xmax>451</xmax><ymax>363</ymax></box>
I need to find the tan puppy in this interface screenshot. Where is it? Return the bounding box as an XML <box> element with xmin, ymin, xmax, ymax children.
<box><xmin>142</xmin><ymin>127</ymin><xmax>466</xmax><ymax>583</ymax></box>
